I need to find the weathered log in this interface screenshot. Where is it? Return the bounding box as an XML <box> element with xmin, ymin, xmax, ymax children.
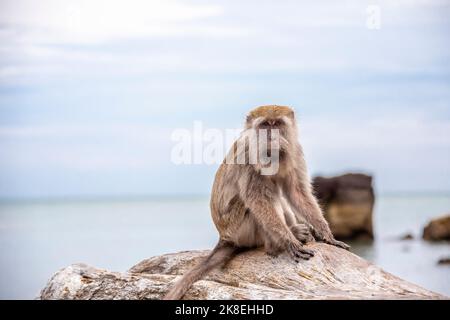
<box><xmin>39</xmin><ymin>243</ymin><xmax>444</xmax><ymax>300</ymax></box>
<box><xmin>313</xmin><ymin>173</ymin><xmax>375</xmax><ymax>240</ymax></box>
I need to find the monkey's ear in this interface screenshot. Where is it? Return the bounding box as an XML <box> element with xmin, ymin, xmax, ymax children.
<box><xmin>246</xmin><ymin>114</ymin><xmax>253</xmax><ymax>123</ymax></box>
<box><xmin>288</xmin><ymin>109</ymin><xmax>295</xmax><ymax>119</ymax></box>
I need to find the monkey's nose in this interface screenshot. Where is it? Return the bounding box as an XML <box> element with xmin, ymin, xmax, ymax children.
<box><xmin>269</xmin><ymin>120</ymin><xmax>276</xmax><ymax>126</ymax></box>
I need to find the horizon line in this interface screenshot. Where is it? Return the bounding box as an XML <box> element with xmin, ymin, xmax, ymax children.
<box><xmin>1</xmin><ymin>191</ymin><xmax>450</xmax><ymax>205</ymax></box>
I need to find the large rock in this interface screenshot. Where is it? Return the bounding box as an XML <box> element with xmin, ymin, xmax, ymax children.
<box><xmin>423</xmin><ymin>214</ymin><xmax>450</xmax><ymax>241</ymax></box>
<box><xmin>313</xmin><ymin>173</ymin><xmax>375</xmax><ymax>240</ymax></box>
<box><xmin>39</xmin><ymin>243</ymin><xmax>444</xmax><ymax>300</ymax></box>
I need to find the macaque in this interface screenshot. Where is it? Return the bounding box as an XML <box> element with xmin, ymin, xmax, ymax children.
<box><xmin>163</xmin><ymin>105</ymin><xmax>349</xmax><ymax>300</ymax></box>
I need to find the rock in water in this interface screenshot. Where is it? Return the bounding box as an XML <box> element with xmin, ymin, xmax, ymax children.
<box><xmin>399</xmin><ymin>233</ymin><xmax>414</xmax><ymax>241</ymax></box>
<box><xmin>39</xmin><ymin>243</ymin><xmax>444</xmax><ymax>300</ymax></box>
<box><xmin>313</xmin><ymin>173</ymin><xmax>375</xmax><ymax>240</ymax></box>
<box><xmin>437</xmin><ymin>257</ymin><xmax>450</xmax><ymax>265</ymax></box>
<box><xmin>423</xmin><ymin>214</ymin><xmax>450</xmax><ymax>241</ymax></box>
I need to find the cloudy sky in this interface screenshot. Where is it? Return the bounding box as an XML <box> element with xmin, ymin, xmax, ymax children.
<box><xmin>0</xmin><ymin>0</ymin><xmax>449</xmax><ymax>199</ymax></box>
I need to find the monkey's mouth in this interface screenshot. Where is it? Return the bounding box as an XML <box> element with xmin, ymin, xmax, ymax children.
<box><xmin>268</xmin><ymin>135</ymin><xmax>289</xmax><ymax>151</ymax></box>
<box><xmin>263</xmin><ymin>148</ymin><xmax>285</xmax><ymax>158</ymax></box>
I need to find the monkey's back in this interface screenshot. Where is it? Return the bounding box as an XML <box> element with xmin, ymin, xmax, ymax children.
<box><xmin>210</xmin><ymin>162</ymin><xmax>252</xmax><ymax>242</ymax></box>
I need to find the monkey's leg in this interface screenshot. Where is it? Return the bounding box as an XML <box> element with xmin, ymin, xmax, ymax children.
<box><xmin>302</xmin><ymin>195</ymin><xmax>349</xmax><ymax>250</ymax></box>
<box><xmin>286</xmin><ymin>182</ymin><xmax>350</xmax><ymax>250</ymax></box>
<box><xmin>264</xmin><ymin>237</ymin><xmax>283</xmax><ymax>257</ymax></box>
<box><xmin>280</xmin><ymin>196</ymin><xmax>314</xmax><ymax>244</ymax></box>
<box><xmin>262</xmin><ymin>229</ymin><xmax>313</xmax><ymax>261</ymax></box>
<box><xmin>254</xmin><ymin>204</ymin><xmax>314</xmax><ymax>261</ymax></box>
<box><xmin>240</xmin><ymin>179</ymin><xmax>314</xmax><ymax>261</ymax></box>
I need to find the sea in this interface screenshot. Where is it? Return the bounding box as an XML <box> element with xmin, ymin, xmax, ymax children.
<box><xmin>0</xmin><ymin>195</ymin><xmax>449</xmax><ymax>299</ymax></box>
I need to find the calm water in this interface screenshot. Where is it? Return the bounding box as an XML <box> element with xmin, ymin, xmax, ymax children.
<box><xmin>0</xmin><ymin>195</ymin><xmax>449</xmax><ymax>299</ymax></box>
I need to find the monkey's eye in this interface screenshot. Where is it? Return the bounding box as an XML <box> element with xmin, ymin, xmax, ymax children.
<box><xmin>260</xmin><ymin>120</ymin><xmax>284</xmax><ymax>127</ymax></box>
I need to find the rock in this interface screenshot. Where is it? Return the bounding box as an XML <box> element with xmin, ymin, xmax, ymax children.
<box><xmin>422</xmin><ymin>214</ymin><xmax>450</xmax><ymax>241</ymax></box>
<box><xmin>437</xmin><ymin>257</ymin><xmax>450</xmax><ymax>266</ymax></box>
<box><xmin>39</xmin><ymin>243</ymin><xmax>444</xmax><ymax>300</ymax></box>
<box><xmin>399</xmin><ymin>233</ymin><xmax>414</xmax><ymax>241</ymax></box>
<box><xmin>313</xmin><ymin>173</ymin><xmax>375</xmax><ymax>240</ymax></box>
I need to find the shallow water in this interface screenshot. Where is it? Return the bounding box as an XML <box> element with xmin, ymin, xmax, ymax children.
<box><xmin>0</xmin><ymin>195</ymin><xmax>448</xmax><ymax>299</ymax></box>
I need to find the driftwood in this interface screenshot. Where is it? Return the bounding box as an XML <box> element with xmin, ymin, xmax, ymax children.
<box><xmin>39</xmin><ymin>243</ymin><xmax>444</xmax><ymax>300</ymax></box>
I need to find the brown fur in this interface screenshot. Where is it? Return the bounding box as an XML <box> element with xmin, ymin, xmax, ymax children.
<box><xmin>247</xmin><ymin>105</ymin><xmax>294</xmax><ymax>121</ymax></box>
<box><xmin>163</xmin><ymin>105</ymin><xmax>349</xmax><ymax>300</ymax></box>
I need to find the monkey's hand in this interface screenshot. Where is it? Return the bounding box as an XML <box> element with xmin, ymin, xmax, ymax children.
<box><xmin>290</xmin><ymin>224</ymin><xmax>314</xmax><ymax>244</ymax></box>
<box><xmin>324</xmin><ymin>238</ymin><xmax>350</xmax><ymax>251</ymax></box>
<box><xmin>311</xmin><ymin>228</ymin><xmax>350</xmax><ymax>250</ymax></box>
<box><xmin>287</xmin><ymin>240</ymin><xmax>314</xmax><ymax>262</ymax></box>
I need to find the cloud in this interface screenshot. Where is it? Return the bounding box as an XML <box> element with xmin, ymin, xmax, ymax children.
<box><xmin>2</xmin><ymin>0</ymin><xmax>449</xmax><ymax>85</ymax></box>
<box><xmin>301</xmin><ymin>115</ymin><xmax>450</xmax><ymax>150</ymax></box>
<box><xmin>0</xmin><ymin>0</ymin><xmax>449</xmax><ymax>196</ymax></box>
<box><xmin>0</xmin><ymin>124</ymin><xmax>174</xmax><ymax>171</ymax></box>
<box><xmin>0</xmin><ymin>0</ymin><xmax>225</xmax><ymax>43</ymax></box>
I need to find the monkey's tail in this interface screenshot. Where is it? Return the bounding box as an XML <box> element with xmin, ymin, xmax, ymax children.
<box><xmin>163</xmin><ymin>240</ymin><xmax>238</xmax><ymax>300</ymax></box>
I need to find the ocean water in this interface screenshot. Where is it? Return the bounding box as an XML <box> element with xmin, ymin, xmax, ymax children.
<box><xmin>0</xmin><ymin>195</ymin><xmax>449</xmax><ymax>299</ymax></box>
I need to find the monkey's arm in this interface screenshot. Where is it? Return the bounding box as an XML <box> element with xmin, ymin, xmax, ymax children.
<box><xmin>285</xmin><ymin>176</ymin><xmax>349</xmax><ymax>250</ymax></box>
<box><xmin>239</xmin><ymin>173</ymin><xmax>314</xmax><ymax>261</ymax></box>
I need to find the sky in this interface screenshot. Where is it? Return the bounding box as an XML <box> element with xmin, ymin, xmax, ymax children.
<box><xmin>0</xmin><ymin>0</ymin><xmax>449</xmax><ymax>199</ymax></box>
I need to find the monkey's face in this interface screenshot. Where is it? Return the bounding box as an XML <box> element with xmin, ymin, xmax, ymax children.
<box><xmin>241</xmin><ymin>105</ymin><xmax>298</xmax><ymax>175</ymax></box>
<box><xmin>258</xmin><ymin>117</ymin><xmax>287</xmax><ymax>137</ymax></box>
<box><xmin>253</xmin><ymin>115</ymin><xmax>295</xmax><ymax>151</ymax></box>
<box><xmin>246</xmin><ymin>105</ymin><xmax>296</xmax><ymax>140</ymax></box>
<box><xmin>259</xmin><ymin>118</ymin><xmax>284</xmax><ymax>130</ymax></box>
<box><xmin>254</xmin><ymin>117</ymin><xmax>291</xmax><ymax>171</ymax></box>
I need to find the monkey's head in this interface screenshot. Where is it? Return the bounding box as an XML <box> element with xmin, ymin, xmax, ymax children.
<box><xmin>241</xmin><ymin>105</ymin><xmax>299</xmax><ymax>175</ymax></box>
<box><xmin>245</xmin><ymin>105</ymin><xmax>298</xmax><ymax>145</ymax></box>
<box><xmin>246</xmin><ymin>105</ymin><xmax>294</xmax><ymax>126</ymax></box>
<box><xmin>246</xmin><ymin>104</ymin><xmax>295</xmax><ymax>130</ymax></box>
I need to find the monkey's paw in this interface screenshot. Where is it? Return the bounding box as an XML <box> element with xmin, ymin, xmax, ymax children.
<box><xmin>326</xmin><ymin>239</ymin><xmax>350</xmax><ymax>251</ymax></box>
<box><xmin>287</xmin><ymin>241</ymin><xmax>314</xmax><ymax>262</ymax></box>
<box><xmin>290</xmin><ymin>224</ymin><xmax>314</xmax><ymax>244</ymax></box>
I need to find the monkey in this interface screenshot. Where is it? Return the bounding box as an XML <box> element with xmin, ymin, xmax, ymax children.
<box><xmin>163</xmin><ymin>105</ymin><xmax>349</xmax><ymax>300</ymax></box>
